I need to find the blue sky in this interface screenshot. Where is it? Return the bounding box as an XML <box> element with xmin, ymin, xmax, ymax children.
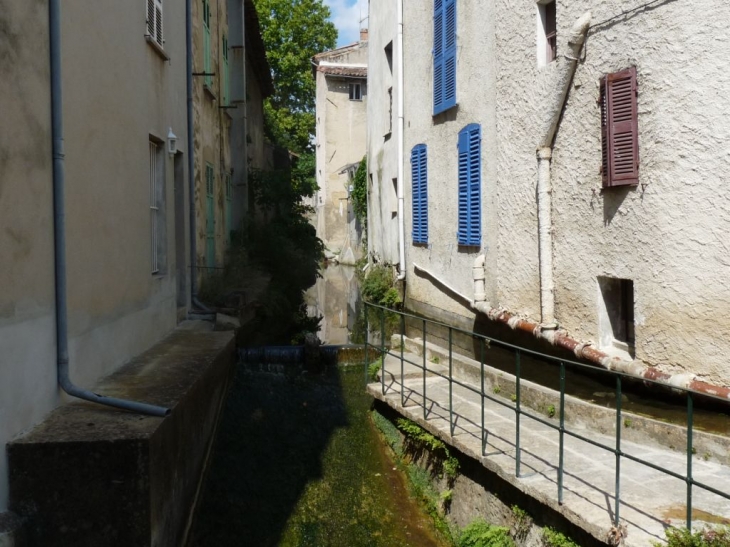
<box><xmin>323</xmin><ymin>0</ymin><xmax>368</xmax><ymax>47</ymax></box>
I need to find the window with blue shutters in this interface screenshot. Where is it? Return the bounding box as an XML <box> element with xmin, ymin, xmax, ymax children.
<box><xmin>411</xmin><ymin>145</ymin><xmax>428</xmax><ymax>244</ymax></box>
<box><xmin>457</xmin><ymin>124</ymin><xmax>481</xmax><ymax>246</ymax></box>
<box><xmin>434</xmin><ymin>0</ymin><xmax>457</xmax><ymax>115</ymax></box>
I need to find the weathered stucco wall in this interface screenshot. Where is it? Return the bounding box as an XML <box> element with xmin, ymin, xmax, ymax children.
<box><xmin>227</xmin><ymin>0</ymin><xmax>268</xmax><ymax>233</ymax></box>
<box><xmin>401</xmin><ymin>0</ymin><xmax>498</xmax><ymax>320</ymax></box>
<box><xmin>497</xmin><ymin>0</ymin><xmax>730</xmax><ymax>383</ymax></box>
<box><xmin>193</xmin><ymin>0</ymin><xmax>232</xmax><ymax>270</ymax></box>
<box><xmin>386</xmin><ymin>0</ymin><xmax>730</xmax><ymax>384</ymax></box>
<box><xmin>366</xmin><ymin>1</ymin><xmax>399</xmax><ymax>266</ymax></box>
<box><xmin>0</xmin><ymin>0</ymin><xmax>187</xmax><ymax>511</ymax></box>
<box><xmin>314</xmin><ymin>43</ymin><xmax>368</xmax><ymax>257</ymax></box>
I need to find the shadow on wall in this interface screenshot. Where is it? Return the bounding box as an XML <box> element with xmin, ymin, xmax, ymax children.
<box><xmin>602</xmin><ymin>185</ymin><xmax>634</xmax><ymax>225</ymax></box>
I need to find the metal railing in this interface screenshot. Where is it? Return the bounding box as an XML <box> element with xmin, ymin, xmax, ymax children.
<box><xmin>362</xmin><ymin>302</ymin><xmax>730</xmax><ymax>532</ymax></box>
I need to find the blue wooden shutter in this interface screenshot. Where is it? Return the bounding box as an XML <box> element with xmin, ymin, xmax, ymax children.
<box><xmin>467</xmin><ymin>125</ymin><xmax>481</xmax><ymax>245</ymax></box>
<box><xmin>457</xmin><ymin>124</ymin><xmax>481</xmax><ymax>246</ymax></box>
<box><xmin>443</xmin><ymin>0</ymin><xmax>457</xmax><ymax>110</ymax></box>
<box><xmin>433</xmin><ymin>0</ymin><xmax>444</xmax><ymax>114</ymax></box>
<box><xmin>411</xmin><ymin>145</ymin><xmax>428</xmax><ymax>244</ymax></box>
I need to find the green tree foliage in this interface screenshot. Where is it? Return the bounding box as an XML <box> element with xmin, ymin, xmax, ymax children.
<box><xmin>254</xmin><ymin>0</ymin><xmax>337</xmax><ymax>152</ymax></box>
<box><xmin>351</xmin><ymin>156</ymin><xmax>367</xmax><ymax>224</ymax></box>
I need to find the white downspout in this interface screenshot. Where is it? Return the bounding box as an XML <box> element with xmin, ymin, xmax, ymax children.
<box><xmin>537</xmin><ymin>147</ymin><xmax>555</xmax><ymax>325</ymax></box>
<box><xmin>396</xmin><ymin>0</ymin><xmax>406</xmax><ymax>280</ymax></box>
<box><xmin>536</xmin><ymin>11</ymin><xmax>591</xmax><ymax>326</ymax></box>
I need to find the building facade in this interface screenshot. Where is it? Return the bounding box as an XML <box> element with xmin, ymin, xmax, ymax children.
<box><xmin>193</xmin><ymin>0</ymin><xmax>232</xmax><ymax>273</ymax></box>
<box><xmin>366</xmin><ymin>4</ymin><xmax>400</xmax><ymax>267</ymax></box>
<box><xmin>313</xmin><ymin>36</ymin><xmax>368</xmax><ymax>264</ymax></box>
<box><xmin>368</xmin><ymin>0</ymin><xmax>730</xmax><ymax>387</ymax></box>
<box><xmin>0</xmin><ymin>0</ymin><xmax>273</xmax><ymax>528</ymax></box>
<box><xmin>0</xmin><ymin>0</ymin><xmax>189</xmax><ymax>515</ymax></box>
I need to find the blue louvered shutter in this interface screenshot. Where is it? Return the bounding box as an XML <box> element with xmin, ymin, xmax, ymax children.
<box><xmin>411</xmin><ymin>145</ymin><xmax>428</xmax><ymax>244</ymax></box>
<box><xmin>457</xmin><ymin>124</ymin><xmax>481</xmax><ymax>246</ymax></box>
<box><xmin>433</xmin><ymin>0</ymin><xmax>444</xmax><ymax>114</ymax></box>
<box><xmin>443</xmin><ymin>0</ymin><xmax>457</xmax><ymax>110</ymax></box>
<box><xmin>418</xmin><ymin>146</ymin><xmax>428</xmax><ymax>243</ymax></box>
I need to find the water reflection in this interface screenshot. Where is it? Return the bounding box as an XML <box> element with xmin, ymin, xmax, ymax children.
<box><xmin>305</xmin><ymin>264</ymin><xmax>361</xmax><ymax>345</ymax></box>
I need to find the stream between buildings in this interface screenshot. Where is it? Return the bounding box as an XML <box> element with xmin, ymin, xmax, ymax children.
<box><xmin>188</xmin><ymin>264</ymin><xmax>447</xmax><ymax>546</ymax></box>
<box><xmin>189</xmin><ymin>264</ymin><xmax>729</xmax><ymax>546</ymax></box>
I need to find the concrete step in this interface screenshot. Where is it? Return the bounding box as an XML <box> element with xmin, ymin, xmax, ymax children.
<box><xmin>8</xmin><ymin>322</ymin><xmax>235</xmax><ymax>547</ymax></box>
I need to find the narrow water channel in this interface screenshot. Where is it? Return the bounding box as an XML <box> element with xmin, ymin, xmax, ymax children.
<box><xmin>188</xmin><ymin>364</ymin><xmax>447</xmax><ymax>547</ymax></box>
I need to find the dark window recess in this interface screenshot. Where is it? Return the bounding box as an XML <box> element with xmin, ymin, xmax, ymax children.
<box><xmin>349</xmin><ymin>83</ymin><xmax>362</xmax><ymax>101</ymax></box>
<box><xmin>544</xmin><ymin>1</ymin><xmax>556</xmax><ymax>63</ymax></box>
<box><xmin>600</xmin><ymin>67</ymin><xmax>639</xmax><ymax>187</ymax></box>
<box><xmin>599</xmin><ymin>277</ymin><xmax>635</xmax><ymax>352</ymax></box>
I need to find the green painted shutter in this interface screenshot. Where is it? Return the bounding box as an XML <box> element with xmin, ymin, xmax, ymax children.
<box><xmin>222</xmin><ymin>35</ymin><xmax>229</xmax><ymax>106</ymax></box>
<box><xmin>203</xmin><ymin>0</ymin><xmax>212</xmax><ymax>88</ymax></box>
<box><xmin>225</xmin><ymin>172</ymin><xmax>232</xmax><ymax>243</ymax></box>
<box><xmin>205</xmin><ymin>163</ymin><xmax>216</xmax><ymax>267</ymax></box>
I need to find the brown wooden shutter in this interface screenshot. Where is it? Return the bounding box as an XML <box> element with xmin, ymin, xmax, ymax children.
<box><xmin>603</xmin><ymin>67</ymin><xmax>639</xmax><ymax>187</ymax></box>
<box><xmin>600</xmin><ymin>77</ymin><xmax>609</xmax><ymax>187</ymax></box>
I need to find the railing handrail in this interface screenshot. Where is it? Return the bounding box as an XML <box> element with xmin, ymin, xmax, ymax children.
<box><xmin>363</xmin><ymin>301</ymin><xmax>730</xmax><ymax>533</ymax></box>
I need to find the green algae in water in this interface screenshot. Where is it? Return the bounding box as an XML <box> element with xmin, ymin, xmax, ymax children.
<box><xmin>190</xmin><ymin>365</ymin><xmax>447</xmax><ymax>547</ymax></box>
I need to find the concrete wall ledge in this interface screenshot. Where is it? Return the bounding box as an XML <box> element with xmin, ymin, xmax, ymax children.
<box><xmin>8</xmin><ymin>321</ymin><xmax>235</xmax><ymax>547</ymax></box>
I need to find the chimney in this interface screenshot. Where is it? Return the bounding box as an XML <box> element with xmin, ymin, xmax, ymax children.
<box><xmin>360</xmin><ymin>28</ymin><xmax>368</xmax><ymax>42</ymax></box>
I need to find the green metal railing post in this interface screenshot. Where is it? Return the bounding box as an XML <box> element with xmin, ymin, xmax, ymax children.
<box><xmin>558</xmin><ymin>362</ymin><xmax>565</xmax><ymax>504</ymax></box>
<box><xmin>515</xmin><ymin>350</ymin><xmax>522</xmax><ymax>477</ymax></box>
<box><xmin>480</xmin><ymin>337</ymin><xmax>486</xmax><ymax>456</ymax></box>
<box><xmin>687</xmin><ymin>391</ymin><xmax>694</xmax><ymax>531</ymax></box>
<box><xmin>364</xmin><ymin>304</ymin><xmax>369</xmax><ymax>385</ymax></box>
<box><xmin>400</xmin><ymin>313</ymin><xmax>406</xmax><ymax>406</ymax></box>
<box><xmin>449</xmin><ymin>327</ymin><xmax>454</xmax><ymax>436</ymax></box>
<box><xmin>422</xmin><ymin>319</ymin><xmax>427</xmax><ymax>420</ymax></box>
<box><xmin>615</xmin><ymin>375</ymin><xmax>622</xmax><ymax>526</ymax></box>
<box><xmin>380</xmin><ymin>306</ymin><xmax>386</xmax><ymax>395</ymax></box>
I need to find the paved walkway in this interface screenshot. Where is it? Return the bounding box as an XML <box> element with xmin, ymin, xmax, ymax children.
<box><xmin>367</xmin><ymin>345</ymin><xmax>730</xmax><ymax>547</ymax></box>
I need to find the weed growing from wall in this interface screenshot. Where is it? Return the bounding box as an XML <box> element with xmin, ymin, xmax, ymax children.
<box><xmin>542</xmin><ymin>527</ymin><xmax>579</xmax><ymax>547</ymax></box>
<box><xmin>654</xmin><ymin>526</ymin><xmax>730</xmax><ymax>547</ymax></box>
<box><xmin>458</xmin><ymin>519</ymin><xmax>515</xmax><ymax>547</ymax></box>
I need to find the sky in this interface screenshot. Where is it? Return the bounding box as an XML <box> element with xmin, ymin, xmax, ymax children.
<box><xmin>323</xmin><ymin>0</ymin><xmax>368</xmax><ymax>48</ymax></box>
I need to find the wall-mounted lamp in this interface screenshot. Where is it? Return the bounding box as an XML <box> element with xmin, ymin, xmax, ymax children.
<box><xmin>167</xmin><ymin>127</ymin><xmax>177</xmax><ymax>156</ymax></box>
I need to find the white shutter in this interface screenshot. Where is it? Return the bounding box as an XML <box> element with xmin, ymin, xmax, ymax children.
<box><xmin>146</xmin><ymin>0</ymin><xmax>155</xmax><ymax>36</ymax></box>
<box><xmin>154</xmin><ymin>0</ymin><xmax>163</xmax><ymax>46</ymax></box>
<box><xmin>146</xmin><ymin>0</ymin><xmax>163</xmax><ymax>46</ymax></box>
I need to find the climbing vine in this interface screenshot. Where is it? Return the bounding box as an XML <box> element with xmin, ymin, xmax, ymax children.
<box><xmin>351</xmin><ymin>156</ymin><xmax>367</xmax><ymax>225</ymax></box>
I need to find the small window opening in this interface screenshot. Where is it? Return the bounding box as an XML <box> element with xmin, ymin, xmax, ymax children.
<box><xmin>349</xmin><ymin>83</ymin><xmax>362</xmax><ymax>101</ymax></box>
<box><xmin>537</xmin><ymin>0</ymin><xmax>556</xmax><ymax>67</ymax></box>
<box><xmin>598</xmin><ymin>277</ymin><xmax>635</xmax><ymax>357</ymax></box>
<box><xmin>391</xmin><ymin>177</ymin><xmax>398</xmax><ymax>217</ymax></box>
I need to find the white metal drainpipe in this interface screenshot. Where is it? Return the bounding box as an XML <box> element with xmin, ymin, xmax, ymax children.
<box><xmin>396</xmin><ymin>0</ymin><xmax>406</xmax><ymax>280</ymax></box>
<box><xmin>536</xmin><ymin>11</ymin><xmax>592</xmax><ymax>326</ymax></box>
<box><xmin>49</xmin><ymin>0</ymin><xmax>169</xmax><ymax>416</ymax></box>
